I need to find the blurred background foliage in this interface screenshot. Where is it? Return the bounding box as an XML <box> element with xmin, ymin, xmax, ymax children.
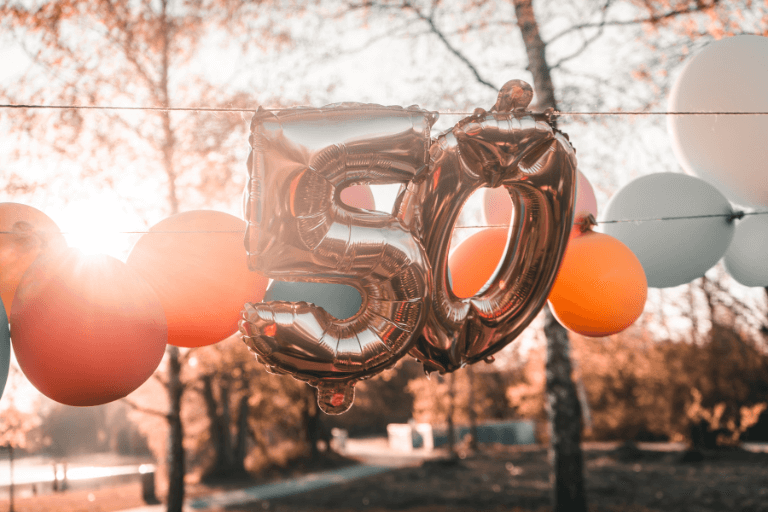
<box><xmin>0</xmin><ymin>0</ymin><xmax>767</xmax><ymax>500</ymax></box>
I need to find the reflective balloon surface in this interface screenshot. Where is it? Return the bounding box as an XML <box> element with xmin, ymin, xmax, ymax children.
<box><xmin>403</xmin><ymin>80</ymin><xmax>577</xmax><ymax>373</ymax></box>
<box><xmin>241</xmin><ymin>104</ymin><xmax>435</xmax><ymax>413</ymax></box>
<box><xmin>241</xmin><ymin>80</ymin><xmax>578</xmax><ymax>411</ymax></box>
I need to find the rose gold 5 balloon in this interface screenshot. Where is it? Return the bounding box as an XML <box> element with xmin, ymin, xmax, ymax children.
<box><xmin>240</xmin><ymin>80</ymin><xmax>578</xmax><ymax>413</ymax></box>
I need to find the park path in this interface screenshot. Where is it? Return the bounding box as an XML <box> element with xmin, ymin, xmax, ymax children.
<box><xmin>117</xmin><ymin>464</ymin><xmax>391</xmax><ymax>512</ymax></box>
<box><xmin>118</xmin><ymin>436</ymin><xmax>443</xmax><ymax>512</ymax></box>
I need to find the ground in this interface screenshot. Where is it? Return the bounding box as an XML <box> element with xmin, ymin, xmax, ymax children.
<box><xmin>2</xmin><ymin>444</ymin><xmax>767</xmax><ymax>511</ymax></box>
<box><xmin>229</xmin><ymin>444</ymin><xmax>768</xmax><ymax>512</ymax></box>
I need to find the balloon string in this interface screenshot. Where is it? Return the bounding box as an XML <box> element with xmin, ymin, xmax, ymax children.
<box><xmin>2</xmin><ymin>211</ymin><xmax>767</xmax><ymax>236</ymax></box>
<box><xmin>455</xmin><ymin>210</ymin><xmax>767</xmax><ymax>228</ymax></box>
<box><xmin>2</xmin><ymin>103</ymin><xmax>768</xmax><ymax>116</ymax></box>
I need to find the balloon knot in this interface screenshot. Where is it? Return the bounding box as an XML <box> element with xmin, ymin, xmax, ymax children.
<box><xmin>576</xmin><ymin>213</ymin><xmax>598</xmax><ymax>234</ymax></box>
<box><xmin>728</xmin><ymin>210</ymin><xmax>745</xmax><ymax>222</ymax></box>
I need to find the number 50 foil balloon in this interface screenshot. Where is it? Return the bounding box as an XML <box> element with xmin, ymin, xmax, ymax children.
<box><xmin>402</xmin><ymin>80</ymin><xmax>576</xmax><ymax>373</ymax></box>
<box><xmin>241</xmin><ymin>81</ymin><xmax>576</xmax><ymax>413</ymax></box>
<box><xmin>240</xmin><ymin>104</ymin><xmax>435</xmax><ymax>414</ymax></box>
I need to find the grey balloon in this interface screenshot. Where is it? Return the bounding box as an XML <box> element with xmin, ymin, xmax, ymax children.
<box><xmin>601</xmin><ymin>173</ymin><xmax>735</xmax><ymax>288</ymax></box>
<box><xmin>0</xmin><ymin>297</ymin><xmax>10</xmax><ymax>400</ymax></box>
<box><xmin>723</xmin><ymin>213</ymin><xmax>768</xmax><ymax>287</ymax></box>
<box><xmin>263</xmin><ymin>281</ymin><xmax>362</xmax><ymax>321</ymax></box>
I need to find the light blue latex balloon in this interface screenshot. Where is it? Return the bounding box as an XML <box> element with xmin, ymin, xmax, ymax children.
<box><xmin>0</xmin><ymin>296</ymin><xmax>10</xmax><ymax>400</ymax></box>
<box><xmin>601</xmin><ymin>173</ymin><xmax>735</xmax><ymax>288</ymax></box>
<box><xmin>263</xmin><ymin>281</ymin><xmax>362</xmax><ymax>320</ymax></box>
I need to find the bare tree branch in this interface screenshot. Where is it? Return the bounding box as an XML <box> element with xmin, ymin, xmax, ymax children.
<box><xmin>549</xmin><ymin>0</ymin><xmax>611</xmax><ymax>70</ymax></box>
<box><xmin>151</xmin><ymin>371</ymin><xmax>169</xmax><ymax>389</ymax></box>
<box><xmin>546</xmin><ymin>0</ymin><xmax>722</xmax><ymax>46</ymax></box>
<box><xmin>122</xmin><ymin>398</ymin><xmax>171</xmax><ymax>420</ymax></box>
<box><xmin>402</xmin><ymin>1</ymin><xmax>498</xmax><ymax>91</ymax></box>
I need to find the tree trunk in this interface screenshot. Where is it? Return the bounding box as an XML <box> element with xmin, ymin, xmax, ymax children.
<box><xmin>233</xmin><ymin>391</ymin><xmax>249</xmax><ymax>474</ymax></box>
<box><xmin>467</xmin><ymin>366</ymin><xmax>479</xmax><ymax>451</ymax></box>
<box><xmin>446</xmin><ymin>373</ymin><xmax>457</xmax><ymax>458</ymax></box>
<box><xmin>303</xmin><ymin>387</ymin><xmax>321</xmax><ymax>461</ymax></box>
<box><xmin>201</xmin><ymin>375</ymin><xmax>236</xmax><ymax>478</ymax></box>
<box><xmin>512</xmin><ymin>0</ymin><xmax>557</xmax><ymax>110</ymax></box>
<box><xmin>166</xmin><ymin>346</ymin><xmax>185</xmax><ymax>512</ymax></box>
<box><xmin>157</xmin><ymin>2</ymin><xmax>185</xmax><ymax>509</ymax></box>
<box><xmin>544</xmin><ymin>306</ymin><xmax>587</xmax><ymax>512</ymax></box>
<box><xmin>512</xmin><ymin>1</ymin><xmax>587</xmax><ymax>510</ymax></box>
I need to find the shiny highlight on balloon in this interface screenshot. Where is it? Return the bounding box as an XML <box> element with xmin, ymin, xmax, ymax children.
<box><xmin>241</xmin><ymin>80</ymin><xmax>579</xmax><ymax>412</ymax></box>
<box><xmin>241</xmin><ymin>104</ymin><xmax>435</xmax><ymax>414</ymax></box>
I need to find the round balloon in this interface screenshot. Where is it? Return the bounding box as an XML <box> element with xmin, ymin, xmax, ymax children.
<box><xmin>448</xmin><ymin>227</ymin><xmax>507</xmax><ymax>298</ymax></box>
<box><xmin>548</xmin><ymin>230</ymin><xmax>647</xmax><ymax>337</ymax></box>
<box><xmin>668</xmin><ymin>35</ymin><xmax>768</xmax><ymax>207</ymax></box>
<box><xmin>340</xmin><ymin>185</ymin><xmax>376</xmax><ymax>210</ymax></box>
<box><xmin>483</xmin><ymin>187</ymin><xmax>513</xmax><ymax>227</ymax></box>
<box><xmin>264</xmin><ymin>280</ymin><xmax>362</xmax><ymax>320</ymax></box>
<box><xmin>0</xmin><ymin>296</ymin><xmax>10</xmax><ymax>400</ymax></box>
<box><xmin>483</xmin><ymin>170</ymin><xmax>597</xmax><ymax>237</ymax></box>
<box><xmin>572</xmin><ymin>170</ymin><xmax>598</xmax><ymax>237</ymax></box>
<box><xmin>127</xmin><ymin>210</ymin><xmax>269</xmax><ymax>348</ymax></box>
<box><xmin>601</xmin><ymin>173</ymin><xmax>735</xmax><ymax>288</ymax></box>
<box><xmin>0</xmin><ymin>203</ymin><xmax>67</xmax><ymax>317</ymax></box>
<box><xmin>10</xmin><ymin>248</ymin><xmax>167</xmax><ymax>406</ymax></box>
<box><xmin>723</xmin><ymin>213</ymin><xmax>768</xmax><ymax>287</ymax></box>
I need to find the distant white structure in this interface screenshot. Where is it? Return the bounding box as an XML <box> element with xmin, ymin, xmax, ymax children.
<box><xmin>387</xmin><ymin>420</ymin><xmax>536</xmax><ymax>452</ymax></box>
<box><xmin>387</xmin><ymin>422</ymin><xmax>434</xmax><ymax>452</ymax></box>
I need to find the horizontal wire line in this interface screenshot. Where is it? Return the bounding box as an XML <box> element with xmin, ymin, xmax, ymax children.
<box><xmin>2</xmin><ymin>211</ymin><xmax>767</xmax><ymax>236</ymax></box>
<box><xmin>2</xmin><ymin>103</ymin><xmax>768</xmax><ymax>116</ymax></box>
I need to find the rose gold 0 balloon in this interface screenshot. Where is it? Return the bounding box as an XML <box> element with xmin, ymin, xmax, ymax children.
<box><xmin>240</xmin><ymin>104</ymin><xmax>435</xmax><ymax>414</ymax></box>
<box><xmin>402</xmin><ymin>80</ymin><xmax>577</xmax><ymax>373</ymax></box>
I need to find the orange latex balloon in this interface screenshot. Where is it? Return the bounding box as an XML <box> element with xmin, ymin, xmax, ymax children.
<box><xmin>126</xmin><ymin>210</ymin><xmax>268</xmax><ymax>347</ymax></box>
<box><xmin>548</xmin><ymin>230</ymin><xmax>647</xmax><ymax>337</ymax></box>
<box><xmin>0</xmin><ymin>203</ymin><xmax>67</xmax><ymax>316</ymax></box>
<box><xmin>10</xmin><ymin>248</ymin><xmax>167</xmax><ymax>406</ymax></box>
<box><xmin>448</xmin><ymin>228</ymin><xmax>508</xmax><ymax>298</ymax></box>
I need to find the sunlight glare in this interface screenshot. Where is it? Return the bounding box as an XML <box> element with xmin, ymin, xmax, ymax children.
<box><xmin>57</xmin><ymin>197</ymin><xmax>139</xmax><ymax>261</ymax></box>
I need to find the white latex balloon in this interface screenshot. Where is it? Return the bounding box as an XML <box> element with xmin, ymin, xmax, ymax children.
<box><xmin>668</xmin><ymin>35</ymin><xmax>768</xmax><ymax>208</ymax></box>
<box><xmin>601</xmin><ymin>173</ymin><xmax>735</xmax><ymax>288</ymax></box>
<box><xmin>723</xmin><ymin>213</ymin><xmax>768</xmax><ymax>287</ymax></box>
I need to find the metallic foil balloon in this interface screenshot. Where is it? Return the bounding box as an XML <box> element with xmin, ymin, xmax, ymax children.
<box><xmin>402</xmin><ymin>80</ymin><xmax>577</xmax><ymax>373</ymax></box>
<box><xmin>240</xmin><ymin>104</ymin><xmax>435</xmax><ymax>414</ymax></box>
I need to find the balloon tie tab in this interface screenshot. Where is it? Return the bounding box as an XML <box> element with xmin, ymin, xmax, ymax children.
<box><xmin>577</xmin><ymin>214</ymin><xmax>598</xmax><ymax>234</ymax></box>
<box><xmin>316</xmin><ymin>382</ymin><xmax>355</xmax><ymax>415</ymax></box>
<box><xmin>728</xmin><ymin>210</ymin><xmax>745</xmax><ymax>222</ymax></box>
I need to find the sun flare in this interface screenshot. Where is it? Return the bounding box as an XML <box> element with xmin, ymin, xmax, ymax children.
<box><xmin>56</xmin><ymin>197</ymin><xmax>140</xmax><ymax>261</ymax></box>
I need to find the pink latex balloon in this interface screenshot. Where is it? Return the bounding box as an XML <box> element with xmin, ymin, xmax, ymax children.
<box><xmin>484</xmin><ymin>170</ymin><xmax>595</xmax><ymax>237</ymax></box>
<box><xmin>572</xmin><ymin>171</ymin><xmax>598</xmax><ymax>237</ymax></box>
<box><xmin>340</xmin><ymin>185</ymin><xmax>375</xmax><ymax>210</ymax></box>
<box><xmin>483</xmin><ymin>187</ymin><xmax>513</xmax><ymax>226</ymax></box>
